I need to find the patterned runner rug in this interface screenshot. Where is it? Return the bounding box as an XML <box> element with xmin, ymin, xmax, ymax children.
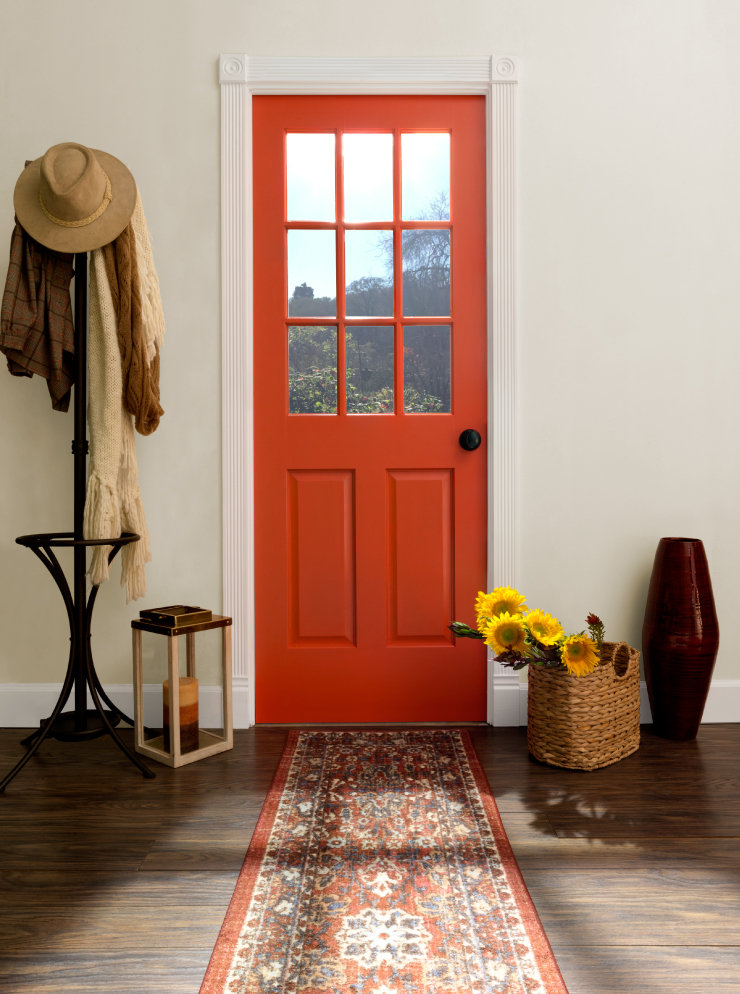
<box><xmin>200</xmin><ymin>729</ymin><xmax>568</xmax><ymax>994</ymax></box>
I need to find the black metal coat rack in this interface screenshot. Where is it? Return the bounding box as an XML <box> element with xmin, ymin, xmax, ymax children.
<box><xmin>0</xmin><ymin>252</ymin><xmax>155</xmax><ymax>791</ymax></box>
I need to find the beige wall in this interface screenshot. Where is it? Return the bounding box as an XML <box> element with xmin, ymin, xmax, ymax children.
<box><xmin>1</xmin><ymin>0</ymin><xmax>738</xmax><ymax>687</ymax></box>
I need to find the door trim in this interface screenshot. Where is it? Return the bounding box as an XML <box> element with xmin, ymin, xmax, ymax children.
<box><xmin>219</xmin><ymin>55</ymin><xmax>519</xmax><ymax>727</ymax></box>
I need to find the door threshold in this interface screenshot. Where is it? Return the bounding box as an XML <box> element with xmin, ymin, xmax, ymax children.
<box><xmin>255</xmin><ymin>721</ymin><xmax>489</xmax><ymax>727</ymax></box>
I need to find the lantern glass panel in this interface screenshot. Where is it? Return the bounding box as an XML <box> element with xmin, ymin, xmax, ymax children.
<box><xmin>138</xmin><ymin>627</ymin><xmax>227</xmax><ymax>756</ymax></box>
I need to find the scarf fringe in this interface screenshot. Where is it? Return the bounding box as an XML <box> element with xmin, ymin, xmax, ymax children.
<box><xmin>118</xmin><ymin>409</ymin><xmax>151</xmax><ymax>602</ymax></box>
<box><xmin>84</xmin><ymin>470</ymin><xmax>121</xmax><ymax>587</ymax></box>
<box><xmin>120</xmin><ymin>490</ymin><xmax>152</xmax><ymax>602</ymax></box>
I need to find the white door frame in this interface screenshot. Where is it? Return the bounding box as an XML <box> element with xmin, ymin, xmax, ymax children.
<box><xmin>219</xmin><ymin>55</ymin><xmax>519</xmax><ymax>728</ymax></box>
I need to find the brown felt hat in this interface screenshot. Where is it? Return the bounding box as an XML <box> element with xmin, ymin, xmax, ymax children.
<box><xmin>14</xmin><ymin>142</ymin><xmax>136</xmax><ymax>253</ymax></box>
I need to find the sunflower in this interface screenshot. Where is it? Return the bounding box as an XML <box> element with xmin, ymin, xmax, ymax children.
<box><xmin>475</xmin><ymin>587</ymin><xmax>528</xmax><ymax>630</ymax></box>
<box><xmin>483</xmin><ymin>612</ymin><xmax>529</xmax><ymax>656</ymax></box>
<box><xmin>560</xmin><ymin>634</ymin><xmax>600</xmax><ymax>676</ymax></box>
<box><xmin>524</xmin><ymin>609</ymin><xmax>564</xmax><ymax>647</ymax></box>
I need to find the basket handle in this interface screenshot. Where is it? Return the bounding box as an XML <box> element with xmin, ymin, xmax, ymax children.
<box><xmin>611</xmin><ymin>641</ymin><xmax>639</xmax><ymax>682</ymax></box>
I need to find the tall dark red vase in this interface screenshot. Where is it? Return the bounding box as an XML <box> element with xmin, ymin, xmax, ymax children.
<box><xmin>642</xmin><ymin>537</ymin><xmax>719</xmax><ymax>741</ymax></box>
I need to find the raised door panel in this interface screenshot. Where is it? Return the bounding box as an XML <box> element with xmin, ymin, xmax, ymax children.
<box><xmin>387</xmin><ymin>469</ymin><xmax>453</xmax><ymax>646</ymax></box>
<box><xmin>288</xmin><ymin>470</ymin><xmax>355</xmax><ymax>646</ymax></box>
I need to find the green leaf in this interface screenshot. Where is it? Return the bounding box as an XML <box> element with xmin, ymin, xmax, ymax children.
<box><xmin>448</xmin><ymin>622</ymin><xmax>485</xmax><ymax>640</ymax></box>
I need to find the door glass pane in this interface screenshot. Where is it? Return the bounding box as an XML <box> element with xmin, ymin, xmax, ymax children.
<box><xmin>402</xmin><ymin>133</ymin><xmax>450</xmax><ymax>221</ymax></box>
<box><xmin>287</xmin><ymin>134</ymin><xmax>335</xmax><ymax>221</ymax></box>
<box><xmin>288</xmin><ymin>230</ymin><xmax>336</xmax><ymax>317</ymax></box>
<box><xmin>402</xmin><ymin>229</ymin><xmax>450</xmax><ymax>317</ymax></box>
<box><xmin>403</xmin><ymin>325</ymin><xmax>451</xmax><ymax>413</ymax></box>
<box><xmin>288</xmin><ymin>326</ymin><xmax>337</xmax><ymax>414</ymax></box>
<box><xmin>346</xmin><ymin>327</ymin><xmax>394</xmax><ymax>414</ymax></box>
<box><xmin>343</xmin><ymin>133</ymin><xmax>393</xmax><ymax>222</ymax></box>
<box><xmin>345</xmin><ymin>230</ymin><xmax>393</xmax><ymax>317</ymax></box>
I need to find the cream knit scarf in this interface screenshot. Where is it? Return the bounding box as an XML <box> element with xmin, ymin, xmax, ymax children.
<box><xmin>84</xmin><ymin>191</ymin><xmax>165</xmax><ymax>601</ymax></box>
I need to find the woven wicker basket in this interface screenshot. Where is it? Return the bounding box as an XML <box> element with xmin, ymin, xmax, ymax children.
<box><xmin>527</xmin><ymin>641</ymin><xmax>641</xmax><ymax>771</ymax></box>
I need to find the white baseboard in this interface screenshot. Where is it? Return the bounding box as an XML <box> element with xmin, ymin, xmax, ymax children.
<box><xmin>492</xmin><ymin>672</ymin><xmax>521</xmax><ymax>726</ymax></box>
<box><xmin>491</xmin><ymin>676</ymin><xmax>740</xmax><ymax>726</ymax></box>
<box><xmin>231</xmin><ymin>677</ymin><xmax>251</xmax><ymax>728</ymax></box>
<box><xmin>0</xmin><ymin>679</ymin><xmax>253</xmax><ymax>729</ymax></box>
<box><xmin>2</xmin><ymin>678</ymin><xmax>736</xmax><ymax>729</ymax></box>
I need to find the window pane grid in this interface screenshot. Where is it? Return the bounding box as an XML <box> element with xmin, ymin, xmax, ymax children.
<box><xmin>334</xmin><ymin>132</ymin><xmax>346</xmax><ymax>414</ymax></box>
<box><xmin>285</xmin><ymin>128</ymin><xmax>452</xmax><ymax>415</ymax></box>
<box><xmin>392</xmin><ymin>132</ymin><xmax>403</xmax><ymax>410</ymax></box>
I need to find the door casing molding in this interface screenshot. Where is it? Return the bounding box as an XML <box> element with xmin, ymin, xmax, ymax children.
<box><xmin>219</xmin><ymin>55</ymin><xmax>519</xmax><ymax>727</ymax></box>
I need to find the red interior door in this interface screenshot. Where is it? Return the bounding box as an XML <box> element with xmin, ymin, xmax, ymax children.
<box><xmin>254</xmin><ymin>95</ymin><xmax>487</xmax><ymax>721</ymax></box>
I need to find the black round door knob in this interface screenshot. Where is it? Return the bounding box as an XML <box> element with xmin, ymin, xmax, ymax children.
<box><xmin>459</xmin><ymin>429</ymin><xmax>482</xmax><ymax>451</ymax></box>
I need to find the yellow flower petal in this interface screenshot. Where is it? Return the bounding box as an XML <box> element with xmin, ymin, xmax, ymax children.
<box><xmin>560</xmin><ymin>634</ymin><xmax>600</xmax><ymax>676</ymax></box>
<box><xmin>524</xmin><ymin>609</ymin><xmax>564</xmax><ymax>647</ymax></box>
<box><xmin>483</xmin><ymin>612</ymin><xmax>528</xmax><ymax>656</ymax></box>
<box><xmin>475</xmin><ymin>587</ymin><xmax>528</xmax><ymax>631</ymax></box>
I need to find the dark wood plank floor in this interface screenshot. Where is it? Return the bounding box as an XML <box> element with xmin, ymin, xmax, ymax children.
<box><xmin>1</xmin><ymin>723</ymin><xmax>739</xmax><ymax>992</ymax></box>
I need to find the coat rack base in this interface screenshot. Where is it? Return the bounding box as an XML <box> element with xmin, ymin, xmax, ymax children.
<box><xmin>22</xmin><ymin>709</ymin><xmax>122</xmax><ymax>745</ymax></box>
<box><xmin>0</xmin><ymin>531</ymin><xmax>156</xmax><ymax>792</ymax></box>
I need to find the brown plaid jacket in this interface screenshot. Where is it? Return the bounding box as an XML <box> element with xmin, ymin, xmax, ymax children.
<box><xmin>0</xmin><ymin>221</ymin><xmax>75</xmax><ymax>412</ymax></box>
